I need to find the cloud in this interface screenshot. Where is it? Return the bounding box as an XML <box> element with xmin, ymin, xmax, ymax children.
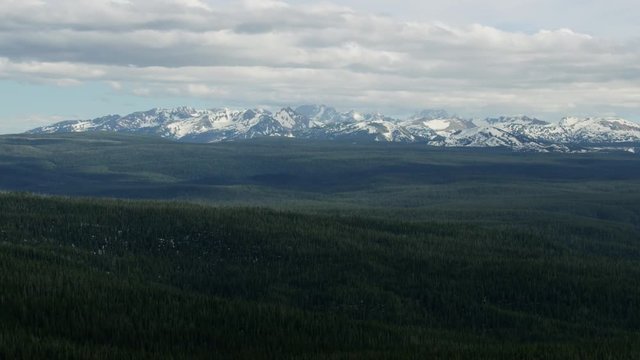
<box><xmin>1</xmin><ymin>0</ymin><xmax>639</xmax><ymax>119</ymax></box>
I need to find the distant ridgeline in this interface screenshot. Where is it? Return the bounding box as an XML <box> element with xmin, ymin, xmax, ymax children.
<box><xmin>28</xmin><ymin>105</ymin><xmax>640</xmax><ymax>153</ymax></box>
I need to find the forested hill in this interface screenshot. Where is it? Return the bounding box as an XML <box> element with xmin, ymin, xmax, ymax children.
<box><xmin>1</xmin><ymin>193</ymin><xmax>639</xmax><ymax>359</ymax></box>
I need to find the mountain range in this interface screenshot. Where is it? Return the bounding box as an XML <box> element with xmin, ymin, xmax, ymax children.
<box><xmin>28</xmin><ymin>105</ymin><xmax>640</xmax><ymax>153</ymax></box>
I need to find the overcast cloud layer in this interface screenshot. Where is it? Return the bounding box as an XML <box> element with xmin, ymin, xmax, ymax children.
<box><xmin>1</xmin><ymin>0</ymin><xmax>639</xmax><ymax>131</ymax></box>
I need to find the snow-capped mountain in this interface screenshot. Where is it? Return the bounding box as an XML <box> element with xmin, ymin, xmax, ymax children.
<box><xmin>319</xmin><ymin>113</ymin><xmax>418</xmax><ymax>142</ymax></box>
<box><xmin>274</xmin><ymin>107</ymin><xmax>309</xmax><ymax>130</ymax></box>
<box><xmin>401</xmin><ymin>110</ymin><xmax>476</xmax><ymax>138</ymax></box>
<box><xmin>554</xmin><ymin>117</ymin><xmax>640</xmax><ymax>143</ymax></box>
<box><xmin>27</xmin><ymin>106</ymin><xmax>640</xmax><ymax>153</ymax></box>
<box><xmin>294</xmin><ymin>105</ymin><xmax>344</xmax><ymax>127</ymax></box>
<box><xmin>475</xmin><ymin>115</ymin><xmax>640</xmax><ymax>147</ymax></box>
<box><xmin>444</xmin><ymin>126</ymin><xmax>570</xmax><ymax>153</ymax></box>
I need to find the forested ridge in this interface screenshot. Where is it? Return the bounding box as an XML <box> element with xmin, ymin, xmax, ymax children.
<box><xmin>1</xmin><ymin>193</ymin><xmax>639</xmax><ymax>359</ymax></box>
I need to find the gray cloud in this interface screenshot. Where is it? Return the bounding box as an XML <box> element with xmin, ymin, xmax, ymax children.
<box><xmin>1</xmin><ymin>0</ymin><xmax>639</xmax><ymax>119</ymax></box>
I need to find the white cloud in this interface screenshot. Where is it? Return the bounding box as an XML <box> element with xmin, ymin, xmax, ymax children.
<box><xmin>0</xmin><ymin>0</ymin><xmax>639</xmax><ymax>119</ymax></box>
<box><xmin>242</xmin><ymin>0</ymin><xmax>289</xmax><ymax>10</ymax></box>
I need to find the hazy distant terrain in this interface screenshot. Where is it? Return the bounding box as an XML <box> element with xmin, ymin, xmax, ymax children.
<box><xmin>2</xmin><ymin>133</ymin><xmax>640</xmax><ymax>210</ymax></box>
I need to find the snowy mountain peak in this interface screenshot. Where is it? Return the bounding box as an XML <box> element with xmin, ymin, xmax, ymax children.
<box><xmin>27</xmin><ymin>106</ymin><xmax>640</xmax><ymax>153</ymax></box>
<box><xmin>344</xmin><ymin>110</ymin><xmax>365</xmax><ymax>122</ymax></box>
<box><xmin>274</xmin><ymin>107</ymin><xmax>308</xmax><ymax>129</ymax></box>
<box><xmin>422</xmin><ymin>118</ymin><xmax>476</xmax><ymax>133</ymax></box>
<box><xmin>551</xmin><ymin>116</ymin><xmax>640</xmax><ymax>144</ymax></box>
<box><xmin>560</xmin><ymin>116</ymin><xmax>583</xmax><ymax>127</ymax></box>
<box><xmin>295</xmin><ymin>104</ymin><xmax>342</xmax><ymax>124</ymax></box>
<box><xmin>560</xmin><ymin>116</ymin><xmax>640</xmax><ymax>130</ymax></box>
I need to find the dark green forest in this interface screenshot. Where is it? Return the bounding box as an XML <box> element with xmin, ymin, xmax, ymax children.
<box><xmin>1</xmin><ymin>133</ymin><xmax>639</xmax><ymax>358</ymax></box>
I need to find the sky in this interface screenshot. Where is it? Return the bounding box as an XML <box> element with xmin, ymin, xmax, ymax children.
<box><xmin>1</xmin><ymin>0</ymin><xmax>639</xmax><ymax>134</ymax></box>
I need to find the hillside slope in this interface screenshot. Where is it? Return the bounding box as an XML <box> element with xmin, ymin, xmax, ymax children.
<box><xmin>1</xmin><ymin>193</ymin><xmax>639</xmax><ymax>359</ymax></box>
